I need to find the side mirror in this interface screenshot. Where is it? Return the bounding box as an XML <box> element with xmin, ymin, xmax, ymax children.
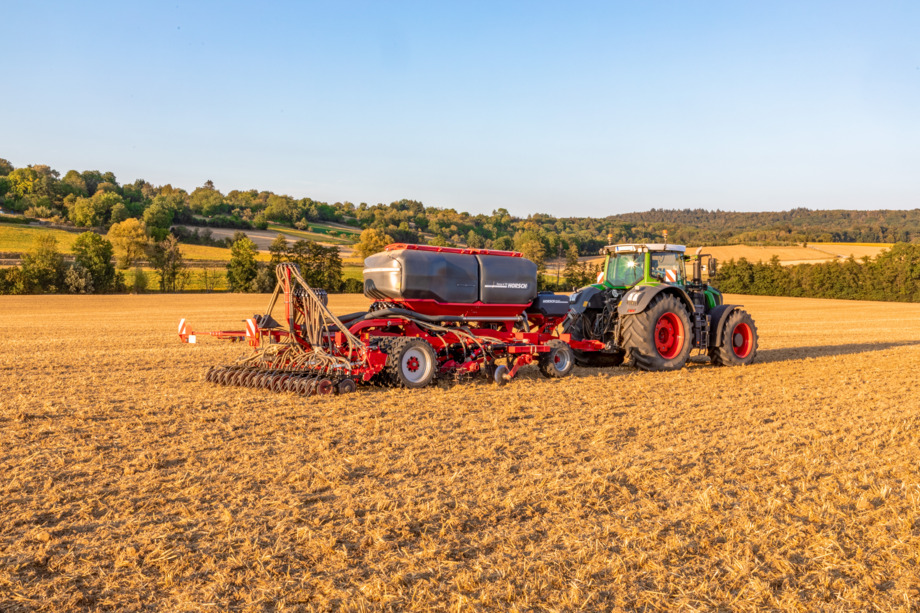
<box><xmin>707</xmin><ymin>256</ymin><xmax>718</xmax><ymax>276</ymax></box>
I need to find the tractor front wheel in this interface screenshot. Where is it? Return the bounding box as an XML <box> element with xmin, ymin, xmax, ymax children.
<box><xmin>709</xmin><ymin>309</ymin><xmax>758</xmax><ymax>366</ymax></box>
<box><xmin>538</xmin><ymin>340</ymin><xmax>576</xmax><ymax>378</ymax></box>
<box><xmin>620</xmin><ymin>293</ymin><xmax>692</xmax><ymax>372</ymax></box>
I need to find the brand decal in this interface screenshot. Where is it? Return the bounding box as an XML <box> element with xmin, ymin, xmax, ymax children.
<box><xmin>484</xmin><ymin>282</ymin><xmax>529</xmax><ymax>289</ymax></box>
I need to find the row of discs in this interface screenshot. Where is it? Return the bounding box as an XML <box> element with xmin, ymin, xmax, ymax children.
<box><xmin>205</xmin><ymin>366</ymin><xmax>358</xmax><ymax>396</ymax></box>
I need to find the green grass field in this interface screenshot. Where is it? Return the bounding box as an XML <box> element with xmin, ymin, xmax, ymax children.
<box><xmin>342</xmin><ymin>264</ymin><xmax>363</xmax><ymax>282</ymax></box>
<box><xmin>0</xmin><ymin>223</ymin><xmax>82</xmax><ymax>253</ymax></box>
<box><xmin>267</xmin><ymin>223</ymin><xmax>357</xmax><ymax>245</ymax></box>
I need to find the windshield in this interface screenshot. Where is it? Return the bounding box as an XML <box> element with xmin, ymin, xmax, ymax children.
<box><xmin>606</xmin><ymin>253</ymin><xmax>645</xmax><ymax>286</ymax></box>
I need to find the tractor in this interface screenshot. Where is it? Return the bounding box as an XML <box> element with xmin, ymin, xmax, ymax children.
<box><xmin>563</xmin><ymin>243</ymin><xmax>758</xmax><ymax>371</ymax></box>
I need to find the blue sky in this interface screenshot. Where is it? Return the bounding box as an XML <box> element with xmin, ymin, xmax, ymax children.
<box><xmin>2</xmin><ymin>1</ymin><xmax>918</xmax><ymax>216</ymax></box>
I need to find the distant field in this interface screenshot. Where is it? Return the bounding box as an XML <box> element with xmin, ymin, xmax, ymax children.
<box><xmin>808</xmin><ymin>242</ymin><xmax>893</xmax><ymax>260</ymax></box>
<box><xmin>697</xmin><ymin>243</ymin><xmax>892</xmax><ymax>266</ymax></box>
<box><xmin>0</xmin><ymin>223</ymin><xmax>267</xmax><ymax>263</ymax></box>
<box><xmin>585</xmin><ymin>243</ymin><xmax>894</xmax><ymax>268</ymax></box>
<box><xmin>266</xmin><ymin>223</ymin><xmax>357</xmax><ymax>246</ymax></box>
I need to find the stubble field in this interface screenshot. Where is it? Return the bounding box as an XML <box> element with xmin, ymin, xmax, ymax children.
<box><xmin>1</xmin><ymin>292</ymin><xmax>919</xmax><ymax>611</ymax></box>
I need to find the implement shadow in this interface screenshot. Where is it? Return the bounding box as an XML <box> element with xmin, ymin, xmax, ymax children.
<box><xmin>755</xmin><ymin>340</ymin><xmax>920</xmax><ymax>364</ymax></box>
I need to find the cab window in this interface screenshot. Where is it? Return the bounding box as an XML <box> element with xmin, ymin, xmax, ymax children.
<box><xmin>649</xmin><ymin>252</ymin><xmax>685</xmax><ymax>284</ymax></box>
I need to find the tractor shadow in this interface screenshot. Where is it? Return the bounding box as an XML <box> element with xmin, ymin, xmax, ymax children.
<box><xmin>753</xmin><ymin>340</ymin><xmax>920</xmax><ymax>364</ymax></box>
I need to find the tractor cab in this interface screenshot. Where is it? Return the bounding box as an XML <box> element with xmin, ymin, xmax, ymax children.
<box><xmin>597</xmin><ymin>243</ymin><xmax>687</xmax><ymax>289</ymax></box>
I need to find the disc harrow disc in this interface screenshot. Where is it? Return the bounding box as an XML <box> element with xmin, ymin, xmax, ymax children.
<box><xmin>317</xmin><ymin>378</ymin><xmax>334</xmax><ymax>395</ymax></box>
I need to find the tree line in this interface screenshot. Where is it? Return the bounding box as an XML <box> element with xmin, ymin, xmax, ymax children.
<box><xmin>4</xmin><ymin>157</ymin><xmax>918</xmax><ymax>263</ymax></box>
<box><xmin>0</xmin><ymin>230</ymin><xmax>355</xmax><ymax>295</ymax></box>
<box><xmin>715</xmin><ymin>243</ymin><xmax>920</xmax><ymax>302</ymax></box>
<box><xmin>226</xmin><ymin>232</ymin><xmax>357</xmax><ymax>294</ymax></box>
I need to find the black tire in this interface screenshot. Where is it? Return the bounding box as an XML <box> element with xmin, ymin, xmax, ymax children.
<box><xmin>709</xmin><ymin>309</ymin><xmax>758</xmax><ymax>366</ymax></box>
<box><xmin>538</xmin><ymin>340</ymin><xmax>576</xmax><ymax>378</ymax></box>
<box><xmin>620</xmin><ymin>293</ymin><xmax>692</xmax><ymax>372</ymax></box>
<box><xmin>562</xmin><ymin>312</ymin><xmax>626</xmax><ymax>367</ymax></box>
<box><xmin>384</xmin><ymin>337</ymin><xmax>438</xmax><ymax>388</ymax></box>
<box><xmin>337</xmin><ymin>378</ymin><xmax>357</xmax><ymax>394</ymax></box>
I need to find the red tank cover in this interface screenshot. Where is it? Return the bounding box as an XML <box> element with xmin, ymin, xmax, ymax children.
<box><xmin>363</xmin><ymin>243</ymin><xmax>538</xmax><ymax>317</ymax></box>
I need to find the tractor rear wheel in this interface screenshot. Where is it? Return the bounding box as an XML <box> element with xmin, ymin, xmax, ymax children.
<box><xmin>620</xmin><ymin>293</ymin><xmax>692</xmax><ymax>372</ymax></box>
<box><xmin>709</xmin><ymin>309</ymin><xmax>758</xmax><ymax>366</ymax></box>
<box><xmin>384</xmin><ymin>337</ymin><xmax>438</xmax><ymax>388</ymax></box>
<box><xmin>538</xmin><ymin>340</ymin><xmax>576</xmax><ymax>378</ymax></box>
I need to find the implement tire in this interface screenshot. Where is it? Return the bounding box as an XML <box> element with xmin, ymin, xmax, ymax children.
<box><xmin>709</xmin><ymin>309</ymin><xmax>758</xmax><ymax>366</ymax></box>
<box><xmin>385</xmin><ymin>337</ymin><xmax>437</xmax><ymax>389</ymax></box>
<box><xmin>621</xmin><ymin>293</ymin><xmax>692</xmax><ymax>372</ymax></box>
<box><xmin>538</xmin><ymin>340</ymin><xmax>576</xmax><ymax>378</ymax></box>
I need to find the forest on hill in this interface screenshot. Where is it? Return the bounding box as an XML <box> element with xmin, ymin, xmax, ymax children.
<box><xmin>2</xmin><ymin>158</ymin><xmax>918</xmax><ymax>260</ymax></box>
<box><xmin>2</xmin><ymin>157</ymin><xmax>919</xmax><ymax>301</ymax></box>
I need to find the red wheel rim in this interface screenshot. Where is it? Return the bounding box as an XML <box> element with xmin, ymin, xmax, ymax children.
<box><xmin>654</xmin><ymin>312</ymin><xmax>684</xmax><ymax>360</ymax></box>
<box><xmin>407</xmin><ymin>356</ymin><xmax>420</xmax><ymax>372</ymax></box>
<box><xmin>731</xmin><ymin>322</ymin><xmax>753</xmax><ymax>358</ymax></box>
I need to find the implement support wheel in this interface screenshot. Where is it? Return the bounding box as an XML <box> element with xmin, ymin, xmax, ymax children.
<box><xmin>538</xmin><ymin>340</ymin><xmax>575</xmax><ymax>378</ymax></box>
<box><xmin>385</xmin><ymin>337</ymin><xmax>437</xmax><ymax>389</ymax></box>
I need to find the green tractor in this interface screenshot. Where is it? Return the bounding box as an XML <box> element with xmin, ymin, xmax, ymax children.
<box><xmin>562</xmin><ymin>243</ymin><xmax>758</xmax><ymax>371</ymax></box>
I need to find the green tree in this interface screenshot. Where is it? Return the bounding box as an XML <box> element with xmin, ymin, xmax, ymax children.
<box><xmin>131</xmin><ymin>267</ymin><xmax>149</xmax><ymax>293</ymax></box>
<box><xmin>61</xmin><ymin>170</ymin><xmax>89</xmax><ymax>197</ymax></box>
<box><xmin>563</xmin><ymin>244</ymin><xmax>590</xmax><ymax>288</ymax></box>
<box><xmin>264</xmin><ymin>194</ymin><xmax>297</xmax><ymax>223</ymax></box>
<box><xmin>72</xmin><ymin>232</ymin><xmax>116</xmax><ymax>292</ymax></box>
<box><xmin>0</xmin><ymin>158</ymin><xmax>13</xmax><ymax>176</ymax></box>
<box><xmin>355</xmin><ymin>228</ymin><xmax>393</xmax><ymax>259</ymax></box>
<box><xmin>268</xmin><ymin>233</ymin><xmax>289</xmax><ymax>265</ymax></box>
<box><xmin>0</xmin><ymin>266</ymin><xmax>25</xmax><ymax>294</ymax></box>
<box><xmin>8</xmin><ymin>167</ymin><xmax>40</xmax><ymax>198</ymax></box>
<box><xmin>64</xmin><ymin>264</ymin><xmax>94</xmax><ymax>294</ymax></box>
<box><xmin>227</xmin><ymin>234</ymin><xmax>259</xmax><ymax>291</ymax></box>
<box><xmin>519</xmin><ymin>239</ymin><xmax>546</xmax><ymax>272</ymax></box>
<box><xmin>251</xmin><ymin>264</ymin><xmax>276</xmax><ymax>292</ymax></box>
<box><xmin>286</xmin><ymin>240</ymin><xmax>343</xmax><ymax>289</ymax></box>
<box><xmin>108</xmin><ymin>218</ymin><xmax>148</xmax><ymax>268</ymax></box>
<box><xmin>109</xmin><ymin>202</ymin><xmax>130</xmax><ymax>224</ymax></box>
<box><xmin>189</xmin><ymin>183</ymin><xmax>226</xmax><ymax>216</ymax></box>
<box><xmin>143</xmin><ymin>193</ymin><xmax>184</xmax><ymax>240</ymax></box>
<box><xmin>20</xmin><ymin>234</ymin><xmax>66</xmax><ymax>293</ymax></box>
<box><xmin>150</xmin><ymin>234</ymin><xmax>186</xmax><ymax>292</ymax></box>
<box><xmin>69</xmin><ymin>190</ymin><xmax>124</xmax><ymax>227</ymax></box>
<box><xmin>466</xmin><ymin>230</ymin><xmax>485</xmax><ymax>248</ymax></box>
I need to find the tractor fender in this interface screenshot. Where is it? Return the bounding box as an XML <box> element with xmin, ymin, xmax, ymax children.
<box><xmin>618</xmin><ymin>285</ymin><xmax>694</xmax><ymax>317</ymax></box>
<box><xmin>568</xmin><ymin>286</ymin><xmax>606</xmax><ymax>315</ymax></box>
<box><xmin>708</xmin><ymin>304</ymin><xmax>739</xmax><ymax>347</ymax></box>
